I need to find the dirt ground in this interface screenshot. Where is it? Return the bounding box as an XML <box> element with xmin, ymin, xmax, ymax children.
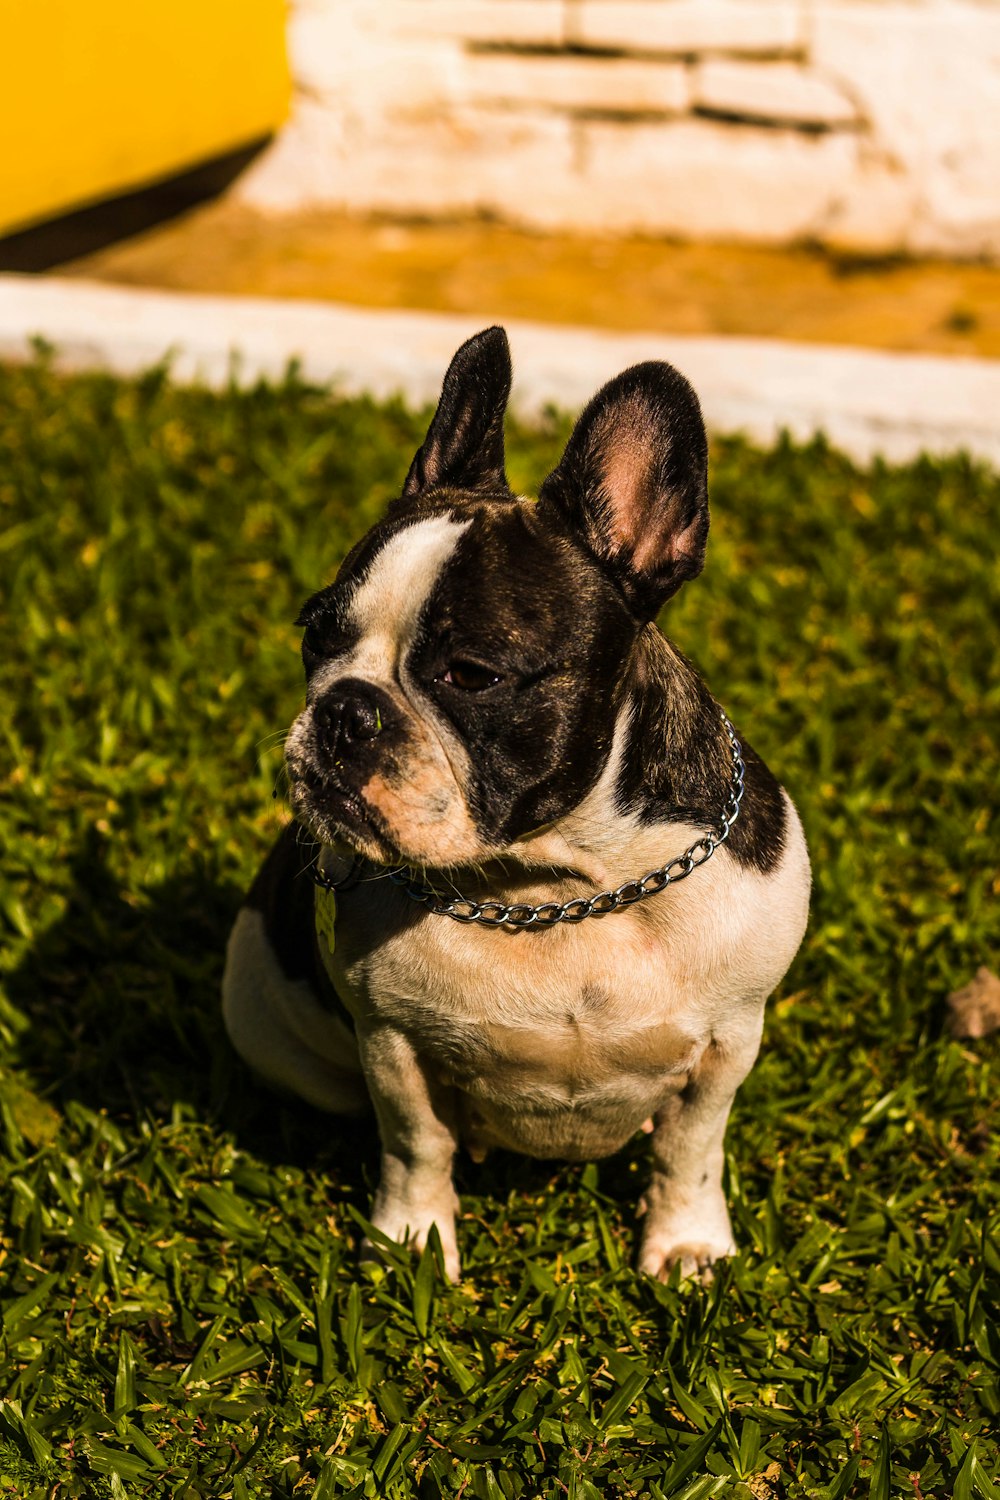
<box><xmin>57</xmin><ymin>200</ymin><xmax>1000</xmax><ymax>358</ymax></box>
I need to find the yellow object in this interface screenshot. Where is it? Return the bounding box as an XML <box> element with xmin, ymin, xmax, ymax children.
<box><xmin>0</xmin><ymin>0</ymin><xmax>289</xmax><ymax>236</ymax></box>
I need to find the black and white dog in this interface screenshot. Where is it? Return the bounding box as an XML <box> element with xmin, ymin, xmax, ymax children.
<box><xmin>223</xmin><ymin>327</ymin><xmax>810</xmax><ymax>1280</ymax></box>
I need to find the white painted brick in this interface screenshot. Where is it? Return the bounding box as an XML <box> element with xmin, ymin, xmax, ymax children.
<box><xmin>289</xmin><ymin>6</ymin><xmax>455</xmax><ymax>109</ymax></box>
<box><xmin>464</xmin><ymin>52</ymin><xmax>690</xmax><ymax>113</ymax></box>
<box><xmin>694</xmin><ymin>59</ymin><xmax>858</xmax><ymax>126</ymax></box>
<box><xmin>448</xmin><ymin>110</ymin><xmax>585</xmax><ymax>225</ymax></box>
<box><xmin>240</xmin><ymin>102</ymin><xmax>577</xmax><ymax>219</ymax></box>
<box><xmin>573</xmin><ymin>118</ymin><xmax>856</xmax><ymax>239</ymax></box>
<box><xmin>385</xmin><ymin>0</ymin><xmax>565</xmax><ymax>47</ymax></box>
<box><xmin>820</xmin><ymin>155</ymin><xmax>918</xmax><ymax>254</ymax></box>
<box><xmin>574</xmin><ymin>1</ymin><xmax>803</xmax><ymax>56</ymax></box>
<box><xmin>813</xmin><ymin>3</ymin><xmax>1000</xmax><ymax>172</ymax></box>
<box><xmin>813</xmin><ymin>2</ymin><xmax>1000</xmax><ymax>249</ymax></box>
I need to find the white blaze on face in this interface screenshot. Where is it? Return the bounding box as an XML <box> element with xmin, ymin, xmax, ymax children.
<box><xmin>304</xmin><ymin>513</ymin><xmax>487</xmax><ymax>865</ymax></box>
<box><xmin>341</xmin><ymin>514</ymin><xmax>473</xmax><ymax>688</ymax></box>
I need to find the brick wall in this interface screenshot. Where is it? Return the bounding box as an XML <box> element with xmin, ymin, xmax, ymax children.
<box><xmin>237</xmin><ymin>0</ymin><xmax>1000</xmax><ymax>259</ymax></box>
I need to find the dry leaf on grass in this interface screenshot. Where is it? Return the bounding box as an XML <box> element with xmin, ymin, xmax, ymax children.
<box><xmin>946</xmin><ymin>966</ymin><xmax>1000</xmax><ymax>1039</ymax></box>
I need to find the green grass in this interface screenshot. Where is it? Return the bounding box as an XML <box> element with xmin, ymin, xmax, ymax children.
<box><xmin>0</xmin><ymin>354</ymin><xmax>998</xmax><ymax>1500</ymax></box>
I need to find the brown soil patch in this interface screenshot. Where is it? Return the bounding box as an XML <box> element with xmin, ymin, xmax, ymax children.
<box><xmin>59</xmin><ymin>201</ymin><xmax>1000</xmax><ymax>358</ymax></box>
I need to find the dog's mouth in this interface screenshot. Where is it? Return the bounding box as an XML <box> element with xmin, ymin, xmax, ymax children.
<box><xmin>290</xmin><ymin>762</ymin><xmax>402</xmax><ymax>863</ymax></box>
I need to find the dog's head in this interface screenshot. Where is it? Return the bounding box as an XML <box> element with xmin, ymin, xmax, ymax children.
<box><xmin>284</xmin><ymin>327</ymin><xmax>709</xmax><ymax>869</ymax></box>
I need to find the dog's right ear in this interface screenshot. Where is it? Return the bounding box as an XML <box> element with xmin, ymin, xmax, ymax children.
<box><xmin>401</xmin><ymin>326</ymin><xmax>513</xmax><ymax>499</ymax></box>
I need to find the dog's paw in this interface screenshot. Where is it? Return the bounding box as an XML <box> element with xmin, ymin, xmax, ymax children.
<box><xmin>637</xmin><ymin>1235</ymin><xmax>735</xmax><ymax>1283</ymax></box>
<box><xmin>415</xmin><ymin>1219</ymin><xmax>461</xmax><ymax>1283</ymax></box>
<box><xmin>637</xmin><ymin>1192</ymin><xmax>735</xmax><ymax>1283</ymax></box>
<box><xmin>368</xmin><ymin>1198</ymin><xmax>461</xmax><ymax>1280</ymax></box>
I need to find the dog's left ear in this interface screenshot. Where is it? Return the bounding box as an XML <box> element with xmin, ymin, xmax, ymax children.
<box><xmin>538</xmin><ymin>361</ymin><xmax>709</xmax><ymax>620</ymax></box>
<box><xmin>402</xmin><ymin>326</ymin><xmax>513</xmax><ymax>499</ymax></box>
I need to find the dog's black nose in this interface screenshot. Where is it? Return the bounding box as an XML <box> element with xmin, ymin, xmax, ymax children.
<box><xmin>314</xmin><ymin>683</ymin><xmax>386</xmax><ymax>753</ymax></box>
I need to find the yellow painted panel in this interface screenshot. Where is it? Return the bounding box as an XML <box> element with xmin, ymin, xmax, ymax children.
<box><xmin>0</xmin><ymin>0</ymin><xmax>290</xmax><ymax>235</ymax></box>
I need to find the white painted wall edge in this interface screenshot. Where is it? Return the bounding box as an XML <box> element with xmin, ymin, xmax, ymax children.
<box><xmin>1</xmin><ymin>274</ymin><xmax>997</xmax><ymax>467</ymax></box>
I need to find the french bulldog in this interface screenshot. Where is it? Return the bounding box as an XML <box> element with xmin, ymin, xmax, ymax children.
<box><xmin>222</xmin><ymin>327</ymin><xmax>810</xmax><ymax>1280</ymax></box>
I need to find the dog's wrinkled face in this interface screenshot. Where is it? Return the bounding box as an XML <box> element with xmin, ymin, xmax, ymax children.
<box><xmin>284</xmin><ymin>327</ymin><xmax>709</xmax><ymax>869</ymax></box>
<box><xmin>285</xmin><ymin>498</ymin><xmax>636</xmax><ymax>866</ymax></box>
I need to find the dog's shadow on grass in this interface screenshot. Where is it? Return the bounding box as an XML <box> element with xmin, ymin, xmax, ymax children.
<box><xmin>5</xmin><ymin>831</ymin><xmax>376</xmax><ymax>1191</ymax></box>
<box><xmin>7</xmin><ymin>830</ymin><xmax>636</xmax><ymax>1213</ymax></box>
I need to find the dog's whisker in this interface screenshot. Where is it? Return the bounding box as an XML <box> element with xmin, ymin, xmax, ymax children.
<box><xmin>256</xmin><ymin>728</ymin><xmax>289</xmax><ymax>751</ymax></box>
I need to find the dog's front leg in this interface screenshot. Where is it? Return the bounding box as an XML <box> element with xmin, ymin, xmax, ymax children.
<box><xmin>357</xmin><ymin>1024</ymin><xmax>462</xmax><ymax>1279</ymax></box>
<box><xmin>637</xmin><ymin>1013</ymin><xmax>764</xmax><ymax>1281</ymax></box>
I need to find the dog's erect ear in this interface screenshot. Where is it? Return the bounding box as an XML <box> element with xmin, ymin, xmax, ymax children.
<box><xmin>402</xmin><ymin>326</ymin><xmax>512</xmax><ymax>499</ymax></box>
<box><xmin>538</xmin><ymin>362</ymin><xmax>709</xmax><ymax>619</ymax></box>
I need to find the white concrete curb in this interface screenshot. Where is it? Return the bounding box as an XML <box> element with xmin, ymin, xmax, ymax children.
<box><xmin>1</xmin><ymin>274</ymin><xmax>997</xmax><ymax>467</ymax></box>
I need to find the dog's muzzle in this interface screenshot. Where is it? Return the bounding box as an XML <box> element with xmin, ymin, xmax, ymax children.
<box><xmin>312</xmin><ymin>678</ymin><xmax>390</xmax><ymax>758</ymax></box>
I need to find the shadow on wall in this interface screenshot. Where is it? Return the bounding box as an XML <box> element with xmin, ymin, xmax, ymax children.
<box><xmin>0</xmin><ymin>140</ymin><xmax>270</xmax><ymax>274</ymax></box>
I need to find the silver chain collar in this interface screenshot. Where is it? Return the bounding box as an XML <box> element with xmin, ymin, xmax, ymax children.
<box><xmin>313</xmin><ymin>711</ymin><xmax>745</xmax><ymax>932</ymax></box>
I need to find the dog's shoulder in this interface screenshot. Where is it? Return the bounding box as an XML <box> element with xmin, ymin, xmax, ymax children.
<box><xmin>615</xmin><ymin>625</ymin><xmax>789</xmax><ymax>876</ymax></box>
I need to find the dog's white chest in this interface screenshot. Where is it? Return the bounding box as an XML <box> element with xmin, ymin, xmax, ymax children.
<box><xmin>330</xmin><ymin>902</ymin><xmax>714</xmax><ymax>1158</ymax></box>
<box><xmin>323</xmin><ymin>815</ymin><xmax>809</xmax><ymax>1161</ymax></box>
<box><xmin>428</xmin><ymin>960</ymin><xmax>703</xmax><ymax>1098</ymax></box>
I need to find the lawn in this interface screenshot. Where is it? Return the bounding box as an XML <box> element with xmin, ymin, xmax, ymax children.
<box><xmin>0</xmin><ymin>355</ymin><xmax>997</xmax><ymax>1499</ymax></box>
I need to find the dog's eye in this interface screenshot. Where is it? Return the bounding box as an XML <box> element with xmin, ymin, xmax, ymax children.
<box><xmin>301</xmin><ymin>620</ymin><xmax>343</xmax><ymax>662</ymax></box>
<box><xmin>439</xmin><ymin>660</ymin><xmax>502</xmax><ymax>692</ymax></box>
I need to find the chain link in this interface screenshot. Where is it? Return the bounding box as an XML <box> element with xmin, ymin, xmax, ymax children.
<box><xmin>375</xmin><ymin>711</ymin><xmax>746</xmax><ymax>931</ymax></box>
